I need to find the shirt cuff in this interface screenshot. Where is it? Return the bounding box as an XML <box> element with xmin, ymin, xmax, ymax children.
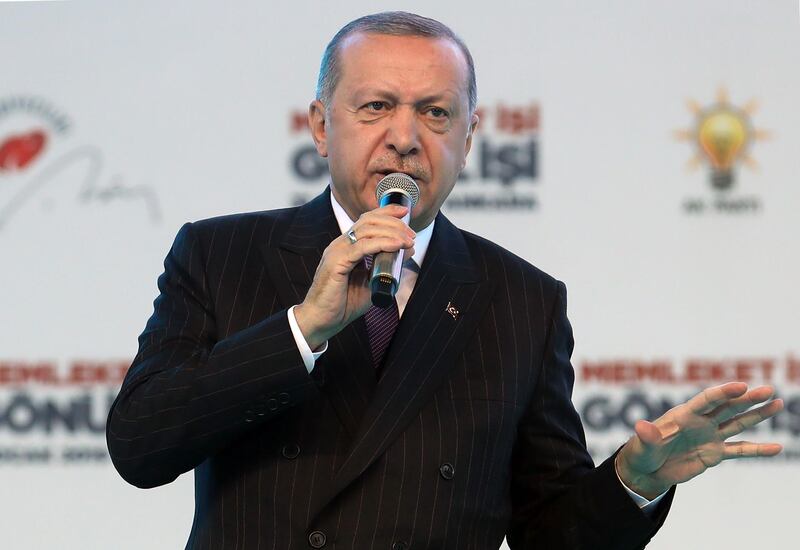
<box><xmin>615</xmin><ymin>461</ymin><xmax>668</xmax><ymax>514</ymax></box>
<box><xmin>287</xmin><ymin>305</ymin><xmax>328</xmax><ymax>373</ymax></box>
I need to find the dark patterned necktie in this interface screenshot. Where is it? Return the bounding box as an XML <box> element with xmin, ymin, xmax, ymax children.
<box><xmin>364</xmin><ymin>255</ymin><xmax>400</xmax><ymax>371</ymax></box>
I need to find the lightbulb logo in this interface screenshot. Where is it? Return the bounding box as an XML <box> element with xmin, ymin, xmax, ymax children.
<box><xmin>676</xmin><ymin>88</ymin><xmax>768</xmax><ymax>190</ymax></box>
<box><xmin>676</xmin><ymin>89</ymin><xmax>769</xmax><ymax>214</ymax></box>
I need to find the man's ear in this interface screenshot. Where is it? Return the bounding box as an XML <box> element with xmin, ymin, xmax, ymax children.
<box><xmin>461</xmin><ymin>112</ymin><xmax>480</xmax><ymax>167</ymax></box>
<box><xmin>308</xmin><ymin>100</ymin><xmax>328</xmax><ymax>158</ymax></box>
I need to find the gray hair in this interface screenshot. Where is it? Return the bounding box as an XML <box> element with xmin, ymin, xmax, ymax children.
<box><xmin>316</xmin><ymin>11</ymin><xmax>477</xmax><ymax>115</ymax></box>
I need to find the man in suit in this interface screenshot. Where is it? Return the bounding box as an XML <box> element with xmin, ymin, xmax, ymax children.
<box><xmin>106</xmin><ymin>11</ymin><xmax>784</xmax><ymax>549</ymax></box>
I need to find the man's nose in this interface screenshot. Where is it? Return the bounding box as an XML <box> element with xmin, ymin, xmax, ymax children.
<box><xmin>385</xmin><ymin>107</ymin><xmax>421</xmax><ymax>156</ymax></box>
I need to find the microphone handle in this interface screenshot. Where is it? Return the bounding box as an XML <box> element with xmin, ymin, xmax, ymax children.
<box><xmin>370</xmin><ymin>191</ymin><xmax>413</xmax><ymax>308</ymax></box>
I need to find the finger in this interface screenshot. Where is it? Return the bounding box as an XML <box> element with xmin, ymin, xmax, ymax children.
<box><xmin>359</xmin><ymin>206</ymin><xmax>413</xmax><ymax>224</ymax></box>
<box><xmin>347</xmin><ymin>236</ymin><xmax>411</xmax><ymax>263</ymax></box>
<box><xmin>634</xmin><ymin>420</ymin><xmax>663</xmax><ymax>447</ymax></box>
<box><xmin>722</xmin><ymin>441</ymin><xmax>783</xmax><ymax>460</ymax></box>
<box><xmin>345</xmin><ymin>224</ymin><xmax>415</xmax><ymax>246</ymax></box>
<box><xmin>686</xmin><ymin>382</ymin><xmax>748</xmax><ymax>415</ymax></box>
<box><xmin>378</xmin><ymin>204</ymin><xmax>410</xmax><ymax>217</ymax></box>
<box><xmin>362</xmin><ymin>204</ymin><xmax>412</xmax><ymax>222</ymax></box>
<box><xmin>717</xmin><ymin>398</ymin><xmax>784</xmax><ymax>439</ymax></box>
<box><xmin>708</xmin><ymin>385</ymin><xmax>775</xmax><ymax>425</ymax></box>
<box><xmin>635</xmin><ymin>419</ymin><xmax>680</xmax><ymax>448</ymax></box>
<box><xmin>351</xmin><ymin>216</ymin><xmax>415</xmax><ymax>241</ymax></box>
<box><xmin>623</xmin><ymin>420</ymin><xmax>679</xmax><ymax>471</ymax></box>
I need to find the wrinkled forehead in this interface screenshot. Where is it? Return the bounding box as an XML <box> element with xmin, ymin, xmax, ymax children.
<box><xmin>335</xmin><ymin>32</ymin><xmax>471</xmax><ymax>101</ymax></box>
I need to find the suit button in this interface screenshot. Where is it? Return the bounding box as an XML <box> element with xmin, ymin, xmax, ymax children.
<box><xmin>244</xmin><ymin>410</ymin><xmax>255</xmax><ymax>422</ymax></box>
<box><xmin>267</xmin><ymin>398</ymin><xmax>279</xmax><ymax>411</ymax></box>
<box><xmin>439</xmin><ymin>462</ymin><xmax>455</xmax><ymax>480</ymax></box>
<box><xmin>308</xmin><ymin>530</ymin><xmax>326</xmax><ymax>548</ymax></box>
<box><xmin>392</xmin><ymin>542</ymin><xmax>408</xmax><ymax>550</ymax></box>
<box><xmin>278</xmin><ymin>392</ymin><xmax>290</xmax><ymax>405</ymax></box>
<box><xmin>282</xmin><ymin>443</ymin><xmax>301</xmax><ymax>459</ymax></box>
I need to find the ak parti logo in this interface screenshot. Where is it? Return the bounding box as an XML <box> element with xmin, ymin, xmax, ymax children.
<box><xmin>675</xmin><ymin>88</ymin><xmax>769</xmax><ymax>214</ymax></box>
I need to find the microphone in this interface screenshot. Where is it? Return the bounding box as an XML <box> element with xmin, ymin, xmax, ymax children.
<box><xmin>370</xmin><ymin>173</ymin><xmax>420</xmax><ymax>308</ymax></box>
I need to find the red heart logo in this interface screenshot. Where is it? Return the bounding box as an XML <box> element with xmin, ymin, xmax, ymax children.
<box><xmin>0</xmin><ymin>130</ymin><xmax>48</xmax><ymax>172</ymax></box>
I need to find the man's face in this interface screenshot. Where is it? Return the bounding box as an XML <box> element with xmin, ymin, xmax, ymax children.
<box><xmin>309</xmin><ymin>32</ymin><xmax>479</xmax><ymax>231</ymax></box>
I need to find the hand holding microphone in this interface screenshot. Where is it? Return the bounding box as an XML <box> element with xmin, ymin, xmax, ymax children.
<box><xmin>294</xmin><ymin>173</ymin><xmax>418</xmax><ymax>348</ymax></box>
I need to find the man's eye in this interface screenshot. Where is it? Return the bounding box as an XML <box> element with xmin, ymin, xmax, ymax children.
<box><xmin>428</xmin><ymin>107</ymin><xmax>449</xmax><ymax>118</ymax></box>
<box><xmin>366</xmin><ymin>101</ymin><xmax>386</xmax><ymax>111</ymax></box>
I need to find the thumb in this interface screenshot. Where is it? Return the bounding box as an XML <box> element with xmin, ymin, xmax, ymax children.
<box><xmin>634</xmin><ymin>420</ymin><xmax>664</xmax><ymax>447</ymax></box>
<box><xmin>618</xmin><ymin>421</ymin><xmax>662</xmax><ymax>474</ymax></box>
<box><xmin>635</xmin><ymin>419</ymin><xmax>680</xmax><ymax>447</ymax></box>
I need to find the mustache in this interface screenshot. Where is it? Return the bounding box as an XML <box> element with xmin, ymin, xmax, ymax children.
<box><xmin>371</xmin><ymin>157</ymin><xmax>429</xmax><ymax>182</ymax></box>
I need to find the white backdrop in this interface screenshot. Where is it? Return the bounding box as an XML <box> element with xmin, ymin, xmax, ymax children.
<box><xmin>1</xmin><ymin>1</ymin><xmax>798</xmax><ymax>548</ymax></box>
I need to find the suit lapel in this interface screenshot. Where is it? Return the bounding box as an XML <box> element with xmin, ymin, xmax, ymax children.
<box><xmin>261</xmin><ymin>188</ymin><xmax>376</xmax><ymax>436</ymax></box>
<box><xmin>261</xmin><ymin>188</ymin><xmax>339</xmax><ymax>315</ymax></box>
<box><xmin>314</xmin><ymin>212</ymin><xmax>496</xmax><ymax>516</ymax></box>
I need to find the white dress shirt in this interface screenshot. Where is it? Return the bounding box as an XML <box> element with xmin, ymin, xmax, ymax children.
<box><xmin>284</xmin><ymin>187</ymin><xmax>665</xmax><ymax>511</ymax></box>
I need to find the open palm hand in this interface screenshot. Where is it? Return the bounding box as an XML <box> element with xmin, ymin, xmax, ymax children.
<box><xmin>615</xmin><ymin>382</ymin><xmax>784</xmax><ymax>500</ymax></box>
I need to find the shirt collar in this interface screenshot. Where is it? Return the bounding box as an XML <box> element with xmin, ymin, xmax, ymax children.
<box><xmin>329</xmin><ymin>185</ymin><xmax>435</xmax><ymax>269</ymax></box>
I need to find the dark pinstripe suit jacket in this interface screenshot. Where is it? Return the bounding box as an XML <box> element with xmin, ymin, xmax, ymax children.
<box><xmin>107</xmin><ymin>189</ymin><xmax>672</xmax><ymax>549</ymax></box>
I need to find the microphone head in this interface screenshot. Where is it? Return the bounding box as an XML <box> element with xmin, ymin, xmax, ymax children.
<box><xmin>375</xmin><ymin>173</ymin><xmax>420</xmax><ymax>208</ymax></box>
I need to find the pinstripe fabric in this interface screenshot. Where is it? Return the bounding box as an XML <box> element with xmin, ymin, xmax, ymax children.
<box><xmin>107</xmin><ymin>189</ymin><xmax>672</xmax><ymax>549</ymax></box>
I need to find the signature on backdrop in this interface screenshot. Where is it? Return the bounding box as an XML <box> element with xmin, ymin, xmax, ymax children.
<box><xmin>0</xmin><ymin>96</ymin><xmax>161</xmax><ymax>232</ymax></box>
